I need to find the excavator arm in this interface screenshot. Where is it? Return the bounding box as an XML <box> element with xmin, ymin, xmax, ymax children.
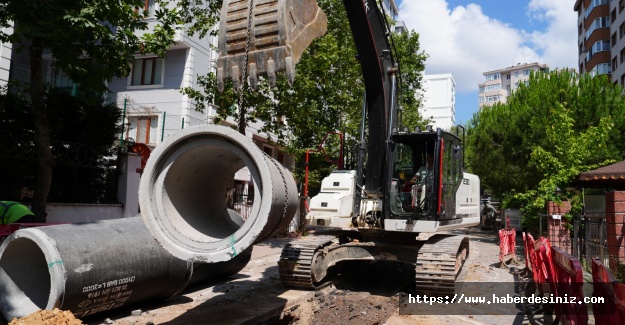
<box><xmin>216</xmin><ymin>0</ymin><xmax>399</xmax><ymax>197</ymax></box>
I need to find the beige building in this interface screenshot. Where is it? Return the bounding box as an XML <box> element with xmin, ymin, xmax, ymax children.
<box><xmin>478</xmin><ymin>62</ymin><xmax>549</xmax><ymax>109</ymax></box>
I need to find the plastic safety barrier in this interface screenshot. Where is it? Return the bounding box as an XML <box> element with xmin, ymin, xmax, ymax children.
<box><xmin>592</xmin><ymin>258</ymin><xmax>625</xmax><ymax>324</ymax></box>
<box><xmin>551</xmin><ymin>246</ymin><xmax>588</xmax><ymax>325</ymax></box>
<box><xmin>524</xmin><ymin>234</ymin><xmax>554</xmax><ymax>295</ymax></box>
<box><xmin>522</xmin><ymin>232</ymin><xmax>530</xmax><ymax>269</ymax></box>
<box><xmin>499</xmin><ymin>227</ymin><xmax>518</xmax><ymax>268</ymax></box>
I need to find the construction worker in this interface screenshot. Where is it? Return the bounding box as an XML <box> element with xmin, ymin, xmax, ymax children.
<box><xmin>0</xmin><ymin>201</ymin><xmax>35</xmax><ymax>224</ymax></box>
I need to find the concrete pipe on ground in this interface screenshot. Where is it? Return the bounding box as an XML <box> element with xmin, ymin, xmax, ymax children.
<box><xmin>139</xmin><ymin>125</ymin><xmax>299</xmax><ymax>263</ymax></box>
<box><xmin>0</xmin><ymin>217</ymin><xmax>251</xmax><ymax>321</ymax></box>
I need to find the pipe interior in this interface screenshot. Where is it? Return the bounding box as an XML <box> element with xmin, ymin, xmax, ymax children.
<box><xmin>162</xmin><ymin>143</ymin><xmax>256</xmax><ymax>242</ymax></box>
<box><xmin>0</xmin><ymin>237</ymin><xmax>51</xmax><ymax>309</ymax></box>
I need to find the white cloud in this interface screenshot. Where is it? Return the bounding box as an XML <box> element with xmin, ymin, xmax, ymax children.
<box><xmin>527</xmin><ymin>0</ymin><xmax>578</xmax><ymax>70</ymax></box>
<box><xmin>397</xmin><ymin>0</ymin><xmax>577</xmax><ymax>93</ymax></box>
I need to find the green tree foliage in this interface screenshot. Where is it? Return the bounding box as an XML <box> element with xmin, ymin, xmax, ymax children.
<box><xmin>0</xmin><ymin>89</ymin><xmax>121</xmax><ymax>204</ymax></box>
<box><xmin>466</xmin><ymin>70</ymin><xmax>625</xmax><ymax>231</ymax></box>
<box><xmin>0</xmin><ymin>0</ymin><xmax>178</xmax><ymax>220</ymax></box>
<box><xmin>182</xmin><ymin>0</ymin><xmax>427</xmax><ymax>194</ymax></box>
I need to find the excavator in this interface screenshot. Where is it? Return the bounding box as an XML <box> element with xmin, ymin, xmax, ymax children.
<box><xmin>215</xmin><ymin>0</ymin><xmax>481</xmax><ymax>295</ymax></box>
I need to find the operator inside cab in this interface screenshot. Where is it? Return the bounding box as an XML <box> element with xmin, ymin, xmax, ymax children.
<box><xmin>411</xmin><ymin>152</ymin><xmax>434</xmax><ymax>209</ymax></box>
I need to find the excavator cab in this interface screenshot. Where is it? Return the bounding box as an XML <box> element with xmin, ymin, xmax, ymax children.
<box><xmin>387</xmin><ymin>128</ymin><xmax>468</xmax><ymax>228</ymax></box>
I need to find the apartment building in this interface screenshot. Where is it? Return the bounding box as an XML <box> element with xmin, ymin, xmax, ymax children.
<box><xmin>478</xmin><ymin>62</ymin><xmax>549</xmax><ymax>109</ymax></box>
<box><xmin>419</xmin><ymin>74</ymin><xmax>456</xmax><ymax>130</ymax></box>
<box><xmin>574</xmin><ymin>0</ymin><xmax>625</xmax><ymax>85</ymax></box>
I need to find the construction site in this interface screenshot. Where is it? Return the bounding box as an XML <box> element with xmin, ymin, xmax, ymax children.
<box><xmin>2</xmin><ymin>0</ymin><xmax>625</xmax><ymax>324</ymax></box>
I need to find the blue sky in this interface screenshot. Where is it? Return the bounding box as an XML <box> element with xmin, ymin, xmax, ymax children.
<box><xmin>395</xmin><ymin>0</ymin><xmax>577</xmax><ymax>125</ymax></box>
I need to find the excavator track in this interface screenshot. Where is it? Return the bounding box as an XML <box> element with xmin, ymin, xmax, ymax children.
<box><xmin>414</xmin><ymin>235</ymin><xmax>469</xmax><ymax>296</ymax></box>
<box><xmin>278</xmin><ymin>235</ymin><xmax>336</xmax><ymax>289</ymax></box>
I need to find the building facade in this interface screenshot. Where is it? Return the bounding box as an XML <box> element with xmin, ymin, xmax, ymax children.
<box><xmin>574</xmin><ymin>0</ymin><xmax>608</xmax><ymax>78</ymax></box>
<box><xmin>420</xmin><ymin>73</ymin><xmax>456</xmax><ymax>131</ymax></box>
<box><xmin>478</xmin><ymin>62</ymin><xmax>549</xmax><ymax>109</ymax></box>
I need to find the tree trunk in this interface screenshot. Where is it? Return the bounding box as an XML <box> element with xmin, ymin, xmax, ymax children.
<box><xmin>29</xmin><ymin>38</ymin><xmax>53</xmax><ymax>222</ymax></box>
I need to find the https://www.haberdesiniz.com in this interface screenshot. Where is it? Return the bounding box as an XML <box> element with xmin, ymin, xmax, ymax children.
<box><xmin>407</xmin><ymin>293</ymin><xmax>604</xmax><ymax>305</ymax></box>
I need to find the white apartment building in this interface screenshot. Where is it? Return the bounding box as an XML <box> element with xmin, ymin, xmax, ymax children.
<box><xmin>478</xmin><ymin>62</ymin><xmax>549</xmax><ymax>109</ymax></box>
<box><xmin>419</xmin><ymin>73</ymin><xmax>456</xmax><ymax>131</ymax></box>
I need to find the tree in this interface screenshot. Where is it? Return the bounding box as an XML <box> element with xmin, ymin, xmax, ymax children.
<box><xmin>182</xmin><ymin>0</ymin><xmax>428</xmax><ymax>192</ymax></box>
<box><xmin>0</xmin><ymin>0</ymin><xmax>179</xmax><ymax>221</ymax></box>
<box><xmin>466</xmin><ymin>70</ymin><xmax>625</xmax><ymax>231</ymax></box>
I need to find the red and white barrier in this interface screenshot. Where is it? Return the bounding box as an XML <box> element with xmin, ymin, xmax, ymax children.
<box><xmin>592</xmin><ymin>258</ymin><xmax>625</xmax><ymax>325</ymax></box>
<box><xmin>499</xmin><ymin>227</ymin><xmax>518</xmax><ymax>268</ymax></box>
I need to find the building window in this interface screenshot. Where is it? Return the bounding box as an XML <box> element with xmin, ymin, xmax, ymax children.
<box><xmin>586</xmin><ymin>0</ymin><xmax>609</xmax><ymax>18</ymax></box>
<box><xmin>621</xmin><ymin>73</ymin><xmax>625</xmax><ymax>86</ymax></box>
<box><xmin>585</xmin><ymin>16</ymin><xmax>610</xmax><ymax>40</ymax></box>
<box><xmin>523</xmin><ymin>69</ymin><xmax>530</xmax><ymax>76</ymax></box>
<box><xmin>621</xmin><ymin>22</ymin><xmax>625</xmax><ymax>39</ymax></box>
<box><xmin>485</xmin><ymin>95</ymin><xmax>500</xmax><ymax>102</ymax></box>
<box><xmin>506</xmin><ymin>85</ymin><xmax>510</xmax><ymax>92</ymax></box>
<box><xmin>612</xmin><ymin>8</ymin><xmax>617</xmax><ymax>22</ymax></box>
<box><xmin>590</xmin><ymin>63</ymin><xmax>611</xmax><ymax>76</ymax></box>
<box><xmin>506</xmin><ymin>74</ymin><xmax>510</xmax><ymax>80</ymax></box>
<box><xmin>613</xmin><ymin>56</ymin><xmax>618</xmax><ymax>70</ymax></box>
<box><xmin>621</xmin><ymin>0</ymin><xmax>625</xmax><ymax>14</ymax></box>
<box><xmin>135</xmin><ymin>0</ymin><xmax>156</xmax><ymax>17</ymax></box>
<box><xmin>613</xmin><ymin>32</ymin><xmax>617</xmax><ymax>47</ymax></box>
<box><xmin>484</xmin><ymin>84</ymin><xmax>501</xmax><ymax>91</ymax></box>
<box><xmin>578</xmin><ymin>23</ymin><xmax>582</xmax><ymax>36</ymax></box>
<box><xmin>131</xmin><ymin>57</ymin><xmax>163</xmax><ymax>86</ymax></box>
<box><xmin>485</xmin><ymin>73</ymin><xmax>500</xmax><ymax>81</ymax></box>
<box><xmin>587</xmin><ymin>40</ymin><xmax>611</xmax><ymax>61</ymax></box>
<box><xmin>479</xmin><ymin>96</ymin><xmax>484</xmax><ymax>103</ymax></box>
<box><xmin>514</xmin><ymin>81</ymin><xmax>519</xmax><ymax>88</ymax></box>
<box><xmin>128</xmin><ymin>116</ymin><xmax>158</xmax><ymax>144</ymax></box>
<box><xmin>478</xmin><ymin>85</ymin><xmax>485</xmax><ymax>93</ymax></box>
<box><xmin>514</xmin><ymin>71</ymin><xmax>519</xmax><ymax>78</ymax></box>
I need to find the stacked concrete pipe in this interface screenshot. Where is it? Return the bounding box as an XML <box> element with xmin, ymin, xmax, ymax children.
<box><xmin>0</xmin><ymin>124</ymin><xmax>298</xmax><ymax>320</ymax></box>
<box><xmin>0</xmin><ymin>217</ymin><xmax>252</xmax><ymax>321</ymax></box>
<box><xmin>139</xmin><ymin>125</ymin><xmax>299</xmax><ymax>262</ymax></box>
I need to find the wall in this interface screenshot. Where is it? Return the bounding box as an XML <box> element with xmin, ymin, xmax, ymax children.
<box><xmin>607</xmin><ymin>191</ymin><xmax>625</xmax><ymax>269</ymax></box>
<box><xmin>46</xmin><ymin>203</ymin><xmax>124</xmax><ymax>223</ymax></box>
<box><xmin>45</xmin><ymin>153</ymin><xmax>142</xmax><ymax>222</ymax></box>
<box><xmin>546</xmin><ymin>201</ymin><xmax>572</xmax><ymax>254</ymax></box>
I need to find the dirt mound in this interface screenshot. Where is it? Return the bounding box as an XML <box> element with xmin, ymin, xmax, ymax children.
<box><xmin>8</xmin><ymin>309</ymin><xmax>83</xmax><ymax>325</ymax></box>
<box><xmin>309</xmin><ymin>289</ymin><xmax>398</xmax><ymax>325</ymax></box>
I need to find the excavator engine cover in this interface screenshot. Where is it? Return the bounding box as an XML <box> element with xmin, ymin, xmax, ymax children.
<box><xmin>216</xmin><ymin>0</ymin><xmax>327</xmax><ymax>91</ymax></box>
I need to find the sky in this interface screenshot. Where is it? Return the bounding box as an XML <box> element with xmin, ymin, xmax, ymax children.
<box><xmin>395</xmin><ymin>0</ymin><xmax>578</xmax><ymax>125</ymax></box>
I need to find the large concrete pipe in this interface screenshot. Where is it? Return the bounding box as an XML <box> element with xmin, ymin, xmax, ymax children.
<box><xmin>0</xmin><ymin>217</ymin><xmax>251</xmax><ymax>321</ymax></box>
<box><xmin>139</xmin><ymin>125</ymin><xmax>299</xmax><ymax>262</ymax></box>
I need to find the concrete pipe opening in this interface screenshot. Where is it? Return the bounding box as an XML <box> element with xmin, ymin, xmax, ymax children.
<box><xmin>0</xmin><ymin>230</ymin><xmax>65</xmax><ymax>320</ymax></box>
<box><xmin>140</xmin><ymin>125</ymin><xmax>299</xmax><ymax>262</ymax></box>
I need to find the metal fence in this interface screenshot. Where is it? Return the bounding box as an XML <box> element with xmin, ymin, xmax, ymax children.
<box><xmin>572</xmin><ymin>210</ymin><xmax>609</xmax><ymax>269</ymax></box>
<box><xmin>228</xmin><ymin>185</ymin><xmax>254</xmax><ymax>221</ymax></box>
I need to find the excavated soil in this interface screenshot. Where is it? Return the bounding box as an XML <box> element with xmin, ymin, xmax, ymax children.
<box><xmin>8</xmin><ymin>309</ymin><xmax>83</xmax><ymax>325</ymax></box>
<box><xmin>280</xmin><ymin>286</ymin><xmax>400</xmax><ymax>325</ymax></box>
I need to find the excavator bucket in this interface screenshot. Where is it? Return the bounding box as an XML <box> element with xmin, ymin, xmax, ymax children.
<box><xmin>216</xmin><ymin>0</ymin><xmax>327</xmax><ymax>91</ymax></box>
